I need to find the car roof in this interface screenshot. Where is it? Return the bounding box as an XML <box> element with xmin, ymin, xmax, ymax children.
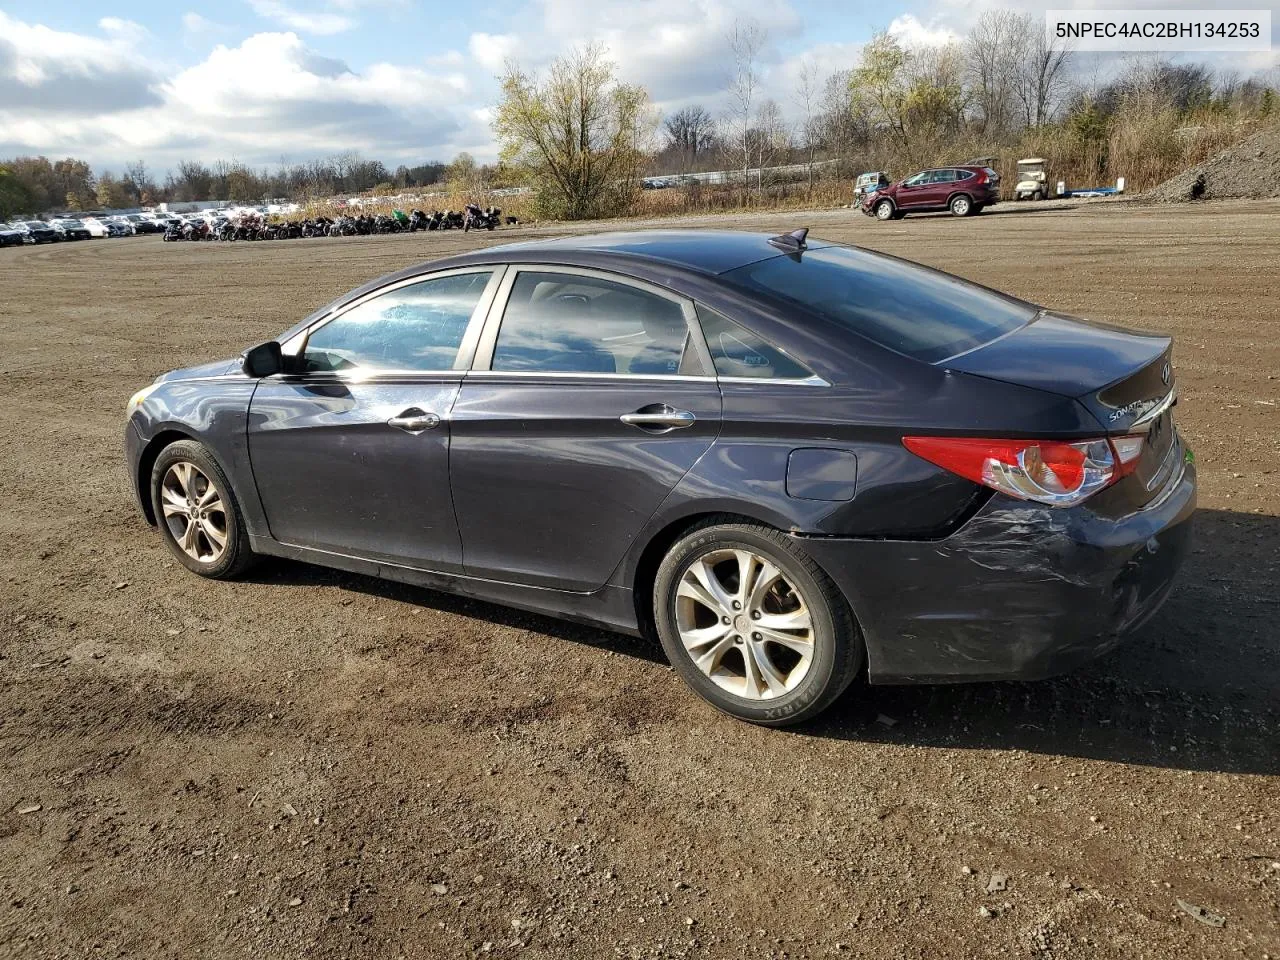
<box><xmin>455</xmin><ymin>229</ymin><xmax>836</xmax><ymax>276</ymax></box>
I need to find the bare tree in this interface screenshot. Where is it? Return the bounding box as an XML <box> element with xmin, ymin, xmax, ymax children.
<box><xmin>795</xmin><ymin>59</ymin><xmax>821</xmax><ymax>192</ymax></box>
<box><xmin>965</xmin><ymin>10</ymin><xmax>1025</xmax><ymax>138</ymax></box>
<box><xmin>817</xmin><ymin>69</ymin><xmax>865</xmax><ymax>166</ymax></box>
<box><xmin>724</xmin><ymin>18</ymin><xmax>767</xmax><ymax>192</ymax></box>
<box><xmin>1013</xmin><ymin>13</ymin><xmax>1073</xmax><ymax>127</ymax></box>
<box><xmin>663</xmin><ymin>105</ymin><xmax>716</xmax><ymax>171</ymax></box>
<box><xmin>752</xmin><ymin>99</ymin><xmax>791</xmax><ymax>185</ymax></box>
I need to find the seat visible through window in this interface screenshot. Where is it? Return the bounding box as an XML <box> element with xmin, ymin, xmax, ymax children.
<box><xmin>491</xmin><ymin>272</ymin><xmax>697</xmax><ymax>375</ymax></box>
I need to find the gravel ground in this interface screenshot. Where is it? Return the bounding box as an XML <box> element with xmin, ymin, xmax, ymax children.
<box><xmin>1</xmin><ymin>199</ymin><xmax>1278</xmax><ymax>959</ymax></box>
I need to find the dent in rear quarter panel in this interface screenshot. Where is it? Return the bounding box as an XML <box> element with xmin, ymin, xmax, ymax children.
<box><xmin>131</xmin><ymin>378</ymin><xmax>267</xmax><ymax>536</ymax></box>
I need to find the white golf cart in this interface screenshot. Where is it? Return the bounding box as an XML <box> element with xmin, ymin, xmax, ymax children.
<box><xmin>1014</xmin><ymin>159</ymin><xmax>1051</xmax><ymax>201</ymax></box>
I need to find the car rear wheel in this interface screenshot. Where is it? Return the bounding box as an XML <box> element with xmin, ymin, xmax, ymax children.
<box><xmin>874</xmin><ymin>200</ymin><xmax>895</xmax><ymax>221</ymax></box>
<box><xmin>653</xmin><ymin>522</ymin><xmax>862</xmax><ymax>726</ymax></box>
<box><xmin>950</xmin><ymin>195</ymin><xmax>972</xmax><ymax>217</ymax></box>
<box><xmin>151</xmin><ymin>439</ymin><xmax>256</xmax><ymax>579</ymax></box>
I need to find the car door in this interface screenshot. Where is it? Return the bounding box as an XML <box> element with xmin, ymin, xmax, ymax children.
<box><xmin>925</xmin><ymin>168</ymin><xmax>958</xmax><ymax>209</ymax></box>
<box><xmin>895</xmin><ymin>171</ymin><xmax>931</xmax><ymax>209</ymax></box>
<box><xmin>247</xmin><ymin>268</ymin><xmax>502</xmax><ymax>571</ymax></box>
<box><xmin>449</xmin><ymin>266</ymin><xmax>723</xmax><ymax>592</ymax></box>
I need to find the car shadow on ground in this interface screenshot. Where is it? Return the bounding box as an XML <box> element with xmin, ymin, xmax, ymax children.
<box><xmin>246</xmin><ymin>507</ymin><xmax>1276</xmax><ymax>776</ymax></box>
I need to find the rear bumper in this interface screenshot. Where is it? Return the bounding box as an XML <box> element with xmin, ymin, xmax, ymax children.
<box><xmin>799</xmin><ymin>456</ymin><xmax>1196</xmax><ymax>684</ymax></box>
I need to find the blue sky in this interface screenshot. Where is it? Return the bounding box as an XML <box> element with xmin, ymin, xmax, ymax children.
<box><xmin>2</xmin><ymin>0</ymin><xmax>1276</xmax><ymax>174</ymax></box>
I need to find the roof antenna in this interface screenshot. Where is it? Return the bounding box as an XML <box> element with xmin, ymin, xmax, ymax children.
<box><xmin>768</xmin><ymin>227</ymin><xmax>808</xmax><ymax>252</ymax></box>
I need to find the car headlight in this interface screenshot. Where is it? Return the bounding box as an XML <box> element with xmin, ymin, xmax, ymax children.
<box><xmin>126</xmin><ymin>383</ymin><xmax>160</xmax><ymax>414</ymax></box>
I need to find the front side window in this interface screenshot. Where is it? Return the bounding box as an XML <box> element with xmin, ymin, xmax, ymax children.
<box><xmin>695</xmin><ymin>306</ymin><xmax>814</xmax><ymax>380</ymax></box>
<box><xmin>302</xmin><ymin>271</ymin><xmax>492</xmax><ymax>373</ymax></box>
<box><xmin>902</xmin><ymin>173</ymin><xmax>928</xmax><ymax>187</ymax></box>
<box><xmin>491</xmin><ymin>271</ymin><xmax>705</xmax><ymax>375</ymax></box>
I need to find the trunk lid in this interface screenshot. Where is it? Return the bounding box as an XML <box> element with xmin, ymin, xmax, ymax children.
<box><xmin>946</xmin><ymin>311</ymin><xmax>1179</xmax><ymax>503</ymax></box>
<box><xmin>946</xmin><ymin>311</ymin><xmax>1172</xmax><ymax>428</ymax></box>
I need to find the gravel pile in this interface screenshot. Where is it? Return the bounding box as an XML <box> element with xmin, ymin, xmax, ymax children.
<box><xmin>1144</xmin><ymin>124</ymin><xmax>1280</xmax><ymax>201</ymax></box>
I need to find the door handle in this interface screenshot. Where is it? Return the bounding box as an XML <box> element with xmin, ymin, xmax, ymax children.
<box><xmin>388</xmin><ymin>409</ymin><xmax>441</xmax><ymax>433</ymax></box>
<box><xmin>620</xmin><ymin>408</ymin><xmax>695</xmax><ymax>430</ymax></box>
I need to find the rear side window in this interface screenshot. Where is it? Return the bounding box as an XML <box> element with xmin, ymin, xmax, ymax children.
<box><xmin>696</xmin><ymin>306</ymin><xmax>813</xmax><ymax>380</ymax></box>
<box><xmin>491</xmin><ymin>271</ymin><xmax>705</xmax><ymax>375</ymax></box>
<box><xmin>303</xmin><ymin>271</ymin><xmax>492</xmax><ymax>372</ymax></box>
<box><xmin>721</xmin><ymin>246</ymin><xmax>1036</xmax><ymax>363</ymax></box>
<box><xmin>955</xmin><ymin>170</ymin><xmax>974</xmax><ymax>181</ymax></box>
<box><xmin>928</xmin><ymin>170</ymin><xmax>956</xmax><ymax>183</ymax></box>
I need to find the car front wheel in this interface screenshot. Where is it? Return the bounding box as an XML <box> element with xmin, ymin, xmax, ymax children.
<box><xmin>653</xmin><ymin>522</ymin><xmax>862</xmax><ymax>726</ymax></box>
<box><xmin>950</xmin><ymin>195</ymin><xmax>972</xmax><ymax>217</ymax></box>
<box><xmin>874</xmin><ymin>200</ymin><xmax>895</xmax><ymax>221</ymax></box>
<box><xmin>151</xmin><ymin>439</ymin><xmax>256</xmax><ymax>579</ymax></box>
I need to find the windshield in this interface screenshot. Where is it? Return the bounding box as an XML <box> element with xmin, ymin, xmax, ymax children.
<box><xmin>24</xmin><ymin>222</ymin><xmax>45</xmax><ymax>229</ymax></box>
<box><xmin>721</xmin><ymin>245</ymin><xmax>1037</xmax><ymax>363</ymax></box>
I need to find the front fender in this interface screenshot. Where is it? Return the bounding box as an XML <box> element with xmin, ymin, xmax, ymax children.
<box><xmin>128</xmin><ymin>378</ymin><xmax>268</xmax><ymax>537</ymax></box>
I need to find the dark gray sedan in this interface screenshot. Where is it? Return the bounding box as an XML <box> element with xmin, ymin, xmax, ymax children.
<box><xmin>124</xmin><ymin>229</ymin><xmax>1195</xmax><ymax>725</ymax></box>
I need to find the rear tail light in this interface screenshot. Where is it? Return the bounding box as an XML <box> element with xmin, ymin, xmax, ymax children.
<box><xmin>903</xmin><ymin>435</ymin><xmax>1145</xmax><ymax>507</ymax></box>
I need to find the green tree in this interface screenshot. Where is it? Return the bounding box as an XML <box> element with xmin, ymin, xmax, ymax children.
<box><xmin>494</xmin><ymin>44</ymin><xmax>654</xmax><ymax>220</ymax></box>
<box><xmin>0</xmin><ymin>167</ymin><xmax>36</xmax><ymax>219</ymax></box>
<box><xmin>849</xmin><ymin>33</ymin><xmax>911</xmax><ymax>154</ymax></box>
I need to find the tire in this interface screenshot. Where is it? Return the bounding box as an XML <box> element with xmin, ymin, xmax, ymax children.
<box><xmin>150</xmin><ymin>439</ymin><xmax>256</xmax><ymax>580</ymax></box>
<box><xmin>653</xmin><ymin>521</ymin><xmax>862</xmax><ymax>726</ymax></box>
<box><xmin>874</xmin><ymin>200</ymin><xmax>895</xmax><ymax>221</ymax></box>
<box><xmin>1034</xmin><ymin>190</ymin><xmax>1046</xmax><ymax>201</ymax></box>
<box><xmin>949</xmin><ymin>194</ymin><xmax>972</xmax><ymax>217</ymax></box>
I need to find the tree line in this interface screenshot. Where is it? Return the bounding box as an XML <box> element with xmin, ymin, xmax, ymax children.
<box><xmin>0</xmin><ymin>153</ymin><xmax>459</xmax><ymax>219</ymax></box>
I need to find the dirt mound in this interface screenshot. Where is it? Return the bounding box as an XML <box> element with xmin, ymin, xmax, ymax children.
<box><xmin>1144</xmin><ymin>125</ymin><xmax>1280</xmax><ymax>201</ymax></box>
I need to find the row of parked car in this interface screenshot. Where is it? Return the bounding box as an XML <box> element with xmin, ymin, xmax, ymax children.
<box><xmin>0</xmin><ymin>212</ymin><xmax>185</xmax><ymax>247</ymax></box>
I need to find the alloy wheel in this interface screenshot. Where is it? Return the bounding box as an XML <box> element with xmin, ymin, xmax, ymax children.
<box><xmin>876</xmin><ymin>201</ymin><xmax>893</xmax><ymax>220</ymax></box>
<box><xmin>952</xmin><ymin>196</ymin><xmax>970</xmax><ymax>216</ymax></box>
<box><xmin>159</xmin><ymin>461</ymin><xmax>228</xmax><ymax>564</ymax></box>
<box><xmin>674</xmin><ymin>548</ymin><xmax>815</xmax><ymax>700</ymax></box>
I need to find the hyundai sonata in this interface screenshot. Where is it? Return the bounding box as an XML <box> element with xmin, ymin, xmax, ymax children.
<box><xmin>124</xmin><ymin>229</ymin><xmax>1194</xmax><ymax>725</ymax></box>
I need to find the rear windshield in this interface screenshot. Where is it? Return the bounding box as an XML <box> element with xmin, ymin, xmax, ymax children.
<box><xmin>721</xmin><ymin>245</ymin><xmax>1036</xmax><ymax>363</ymax></box>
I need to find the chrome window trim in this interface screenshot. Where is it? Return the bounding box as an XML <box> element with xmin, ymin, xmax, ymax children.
<box><xmin>470</xmin><ymin>264</ymin><xmax>715</xmax><ymax>376</ymax></box>
<box><xmin>268</xmin><ymin>370</ymin><xmax>470</xmax><ymax>385</ymax></box>
<box><xmin>716</xmin><ymin>374</ymin><xmax>831</xmax><ymax>387</ymax></box>
<box><xmin>463</xmin><ymin>370</ymin><xmax>716</xmax><ymax>383</ymax></box>
<box><xmin>284</xmin><ymin>266</ymin><xmax>505</xmax><ymax>376</ymax></box>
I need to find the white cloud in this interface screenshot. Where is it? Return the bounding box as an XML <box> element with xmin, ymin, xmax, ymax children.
<box><xmin>247</xmin><ymin>0</ymin><xmax>356</xmax><ymax>35</ymax></box>
<box><xmin>887</xmin><ymin>13</ymin><xmax>963</xmax><ymax>49</ymax></box>
<box><xmin>468</xmin><ymin>33</ymin><xmax>519</xmax><ymax>73</ymax></box>
<box><xmin>182</xmin><ymin>12</ymin><xmax>220</xmax><ymax>35</ymax></box>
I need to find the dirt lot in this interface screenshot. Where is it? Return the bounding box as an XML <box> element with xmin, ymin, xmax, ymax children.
<box><xmin>1</xmin><ymin>200</ymin><xmax>1277</xmax><ymax>959</ymax></box>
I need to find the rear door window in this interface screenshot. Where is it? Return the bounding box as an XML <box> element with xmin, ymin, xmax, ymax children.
<box><xmin>490</xmin><ymin>271</ymin><xmax>705</xmax><ymax>375</ymax></box>
<box><xmin>722</xmin><ymin>246</ymin><xmax>1036</xmax><ymax>363</ymax></box>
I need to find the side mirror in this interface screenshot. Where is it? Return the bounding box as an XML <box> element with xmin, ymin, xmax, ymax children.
<box><xmin>241</xmin><ymin>340</ymin><xmax>283</xmax><ymax>378</ymax></box>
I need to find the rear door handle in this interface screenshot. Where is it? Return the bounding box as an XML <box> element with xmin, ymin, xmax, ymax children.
<box><xmin>388</xmin><ymin>408</ymin><xmax>441</xmax><ymax>433</ymax></box>
<box><xmin>620</xmin><ymin>408</ymin><xmax>695</xmax><ymax>430</ymax></box>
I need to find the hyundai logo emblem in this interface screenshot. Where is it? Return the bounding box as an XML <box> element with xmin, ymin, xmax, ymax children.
<box><xmin>1160</xmin><ymin>360</ymin><xmax>1170</xmax><ymax>385</ymax></box>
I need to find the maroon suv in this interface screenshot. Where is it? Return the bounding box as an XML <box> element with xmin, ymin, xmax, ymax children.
<box><xmin>862</xmin><ymin>166</ymin><xmax>1000</xmax><ymax>220</ymax></box>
